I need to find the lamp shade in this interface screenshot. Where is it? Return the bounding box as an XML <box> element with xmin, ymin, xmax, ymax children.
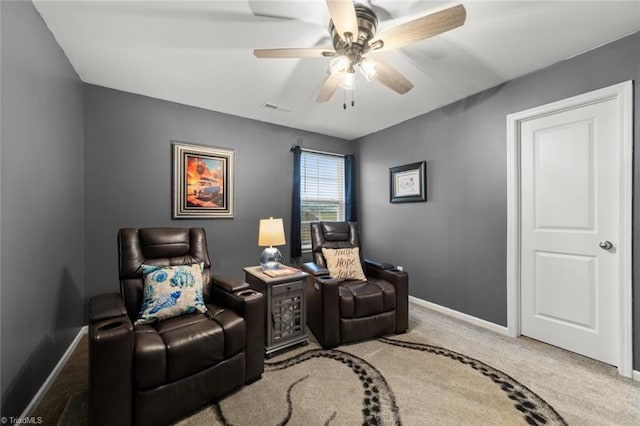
<box><xmin>258</xmin><ymin>217</ymin><xmax>286</xmax><ymax>247</ymax></box>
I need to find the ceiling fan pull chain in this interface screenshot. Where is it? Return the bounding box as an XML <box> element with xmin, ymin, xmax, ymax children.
<box><xmin>342</xmin><ymin>89</ymin><xmax>355</xmax><ymax>110</ymax></box>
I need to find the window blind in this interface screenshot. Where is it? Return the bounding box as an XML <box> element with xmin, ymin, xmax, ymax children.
<box><xmin>300</xmin><ymin>150</ymin><xmax>345</xmax><ymax>250</ymax></box>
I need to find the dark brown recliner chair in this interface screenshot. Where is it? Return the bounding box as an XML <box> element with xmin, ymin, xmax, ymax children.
<box><xmin>89</xmin><ymin>228</ymin><xmax>265</xmax><ymax>426</ymax></box>
<box><xmin>302</xmin><ymin>222</ymin><xmax>408</xmax><ymax>348</ymax></box>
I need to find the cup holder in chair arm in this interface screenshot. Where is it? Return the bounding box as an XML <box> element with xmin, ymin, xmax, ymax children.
<box><xmin>212</xmin><ymin>274</ymin><xmax>250</xmax><ymax>293</ymax></box>
<box><xmin>98</xmin><ymin>321</ymin><xmax>124</xmax><ymax>331</ymax></box>
<box><xmin>91</xmin><ymin>316</ymin><xmax>133</xmax><ymax>342</ymax></box>
<box><xmin>302</xmin><ymin>262</ymin><xmax>330</xmax><ymax>276</ymax></box>
<box><xmin>236</xmin><ymin>289</ymin><xmax>261</xmax><ymax>299</ymax></box>
<box><xmin>313</xmin><ymin>275</ymin><xmax>340</xmax><ymax>290</ymax></box>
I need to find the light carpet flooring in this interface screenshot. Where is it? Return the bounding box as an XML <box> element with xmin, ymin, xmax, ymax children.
<box><xmin>35</xmin><ymin>302</ymin><xmax>640</xmax><ymax>425</ymax></box>
<box><xmin>407</xmin><ymin>304</ymin><xmax>639</xmax><ymax>425</ymax></box>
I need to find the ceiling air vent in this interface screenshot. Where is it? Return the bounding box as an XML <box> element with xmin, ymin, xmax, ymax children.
<box><xmin>261</xmin><ymin>102</ymin><xmax>290</xmax><ymax>113</ymax></box>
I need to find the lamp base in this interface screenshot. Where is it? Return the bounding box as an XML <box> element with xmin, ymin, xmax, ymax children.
<box><xmin>260</xmin><ymin>247</ymin><xmax>283</xmax><ymax>271</ymax></box>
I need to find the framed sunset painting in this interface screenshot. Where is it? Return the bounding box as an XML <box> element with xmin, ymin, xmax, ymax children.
<box><xmin>172</xmin><ymin>142</ymin><xmax>234</xmax><ymax>218</ymax></box>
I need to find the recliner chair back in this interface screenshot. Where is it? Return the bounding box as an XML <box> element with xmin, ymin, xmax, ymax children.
<box><xmin>118</xmin><ymin>227</ymin><xmax>212</xmax><ymax>322</ymax></box>
<box><xmin>310</xmin><ymin>221</ymin><xmax>365</xmax><ymax>270</ymax></box>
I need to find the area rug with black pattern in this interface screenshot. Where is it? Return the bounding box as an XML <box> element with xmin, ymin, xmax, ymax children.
<box><xmin>58</xmin><ymin>331</ymin><xmax>567</xmax><ymax>425</ymax></box>
<box><xmin>180</xmin><ymin>332</ymin><xmax>566</xmax><ymax>425</ymax></box>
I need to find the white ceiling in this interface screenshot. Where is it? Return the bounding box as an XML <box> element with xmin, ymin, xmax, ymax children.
<box><xmin>34</xmin><ymin>0</ymin><xmax>640</xmax><ymax>140</ymax></box>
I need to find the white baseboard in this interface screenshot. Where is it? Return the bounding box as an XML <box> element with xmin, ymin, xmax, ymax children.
<box><xmin>409</xmin><ymin>296</ymin><xmax>509</xmax><ymax>336</ymax></box>
<box><xmin>20</xmin><ymin>325</ymin><xmax>88</xmax><ymax>418</ymax></box>
<box><xmin>410</xmin><ymin>297</ymin><xmax>640</xmax><ymax>380</ymax></box>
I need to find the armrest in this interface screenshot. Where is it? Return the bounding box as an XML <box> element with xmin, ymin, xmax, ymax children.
<box><xmin>210</xmin><ymin>277</ymin><xmax>265</xmax><ymax>382</ymax></box>
<box><xmin>301</xmin><ymin>262</ymin><xmax>330</xmax><ymax>276</ymax></box>
<box><xmin>365</xmin><ymin>260</ymin><xmax>407</xmax><ymax>282</ymax></box>
<box><xmin>89</xmin><ymin>292</ymin><xmax>128</xmax><ymax>324</ymax></box>
<box><xmin>211</xmin><ymin>274</ymin><xmax>250</xmax><ymax>293</ymax></box>
<box><xmin>364</xmin><ymin>259</ymin><xmax>395</xmax><ymax>271</ymax></box>
<box><xmin>89</xmin><ymin>301</ymin><xmax>134</xmax><ymax>426</ymax></box>
<box><xmin>364</xmin><ymin>263</ymin><xmax>409</xmax><ymax>334</ymax></box>
<box><xmin>302</xmin><ymin>262</ymin><xmax>340</xmax><ymax>290</ymax></box>
<box><xmin>303</xmin><ymin>273</ymin><xmax>340</xmax><ymax>348</ymax></box>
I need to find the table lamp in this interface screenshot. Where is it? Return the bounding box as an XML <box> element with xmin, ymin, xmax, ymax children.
<box><xmin>258</xmin><ymin>217</ymin><xmax>286</xmax><ymax>270</ymax></box>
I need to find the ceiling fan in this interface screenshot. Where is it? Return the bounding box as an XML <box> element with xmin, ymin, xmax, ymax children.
<box><xmin>254</xmin><ymin>0</ymin><xmax>466</xmax><ymax>104</ymax></box>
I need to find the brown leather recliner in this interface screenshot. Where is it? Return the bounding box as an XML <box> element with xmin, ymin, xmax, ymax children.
<box><xmin>302</xmin><ymin>222</ymin><xmax>408</xmax><ymax>348</ymax></box>
<box><xmin>88</xmin><ymin>228</ymin><xmax>265</xmax><ymax>426</ymax></box>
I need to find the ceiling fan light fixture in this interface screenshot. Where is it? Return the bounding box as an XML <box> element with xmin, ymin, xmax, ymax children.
<box><xmin>329</xmin><ymin>55</ymin><xmax>351</xmax><ymax>75</ymax></box>
<box><xmin>254</xmin><ymin>2</ymin><xmax>467</xmax><ymax>105</ymax></box>
<box><xmin>357</xmin><ymin>58</ymin><xmax>377</xmax><ymax>81</ymax></box>
<box><xmin>339</xmin><ymin>72</ymin><xmax>356</xmax><ymax>90</ymax></box>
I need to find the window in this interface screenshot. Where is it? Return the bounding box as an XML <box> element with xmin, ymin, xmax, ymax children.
<box><xmin>300</xmin><ymin>150</ymin><xmax>345</xmax><ymax>251</ymax></box>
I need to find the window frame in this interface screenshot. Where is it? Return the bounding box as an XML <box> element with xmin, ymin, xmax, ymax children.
<box><xmin>299</xmin><ymin>149</ymin><xmax>346</xmax><ymax>252</ymax></box>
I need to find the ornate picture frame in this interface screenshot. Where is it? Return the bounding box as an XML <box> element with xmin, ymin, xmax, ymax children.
<box><xmin>172</xmin><ymin>142</ymin><xmax>234</xmax><ymax>218</ymax></box>
<box><xmin>389</xmin><ymin>161</ymin><xmax>427</xmax><ymax>203</ymax></box>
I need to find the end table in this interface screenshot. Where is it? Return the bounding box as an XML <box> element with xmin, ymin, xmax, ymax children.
<box><xmin>243</xmin><ymin>266</ymin><xmax>308</xmax><ymax>357</ymax></box>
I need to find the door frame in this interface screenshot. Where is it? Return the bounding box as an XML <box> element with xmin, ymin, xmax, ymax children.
<box><xmin>506</xmin><ymin>81</ymin><xmax>633</xmax><ymax>377</ymax></box>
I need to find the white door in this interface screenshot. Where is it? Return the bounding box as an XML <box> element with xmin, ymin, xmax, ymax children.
<box><xmin>519</xmin><ymin>93</ymin><xmax>623</xmax><ymax>365</ymax></box>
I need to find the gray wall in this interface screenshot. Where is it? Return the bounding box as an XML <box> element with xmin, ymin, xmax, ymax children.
<box><xmin>83</xmin><ymin>85</ymin><xmax>351</xmax><ymax>301</ymax></box>
<box><xmin>1</xmin><ymin>4</ymin><xmax>636</xmax><ymax>417</ymax></box>
<box><xmin>1</xmin><ymin>1</ymin><xmax>85</xmax><ymax>417</ymax></box>
<box><xmin>355</xmin><ymin>32</ymin><xmax>640</xmax><ymax>368</ymax></box>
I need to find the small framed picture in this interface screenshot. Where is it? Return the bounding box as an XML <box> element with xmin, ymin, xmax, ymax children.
<box><xmin>389</xmin><ymin>161</ymin><xmax>427</xmax><ymax>203</ymax></box>
<box><xmin>172</xmin><ymin>142</ymin><xmax>234</xmax><ymax>218</ymax></box>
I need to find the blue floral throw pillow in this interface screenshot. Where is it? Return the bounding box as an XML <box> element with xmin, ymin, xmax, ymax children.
<box><xmin>136</xmin><ymin>262</ymin><xmax>207</xmax><ymax>324</ymax></box>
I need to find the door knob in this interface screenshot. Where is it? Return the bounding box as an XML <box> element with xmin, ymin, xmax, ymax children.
<box><xmin>599</xmin><ymin>240</ymin><xmax>613</xmax><ymax>250</ymax></box>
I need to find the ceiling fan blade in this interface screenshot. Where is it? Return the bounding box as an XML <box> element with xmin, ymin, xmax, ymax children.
<box><xmin>368</xmin><ymin>4</ymin><xmax>466</xmax><ymax>52</ymax></box>
<box><xmin>254</xmin><ymin>48</ymin><xmax>336</xmax><ymax>58</ymax></box>
<box><xmin>317</xmin><ymin>73</ymin><xmax>342</xmax><ymax>102</ymax></box>
<box><xmin>326</xmin><ymin>0</ymin><xmax>358</xmax><ymax>42</ymax></box>
<box><xmin>371</xmin><ymin>60</ymin><xmax>414</xmax><ymax>94</ymax></box>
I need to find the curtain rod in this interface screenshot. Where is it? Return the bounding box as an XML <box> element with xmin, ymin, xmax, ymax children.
<box><xmin>290</xmin><ymin>146</ymin><xmax>346</xmax><ymax>158</ymax></box>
